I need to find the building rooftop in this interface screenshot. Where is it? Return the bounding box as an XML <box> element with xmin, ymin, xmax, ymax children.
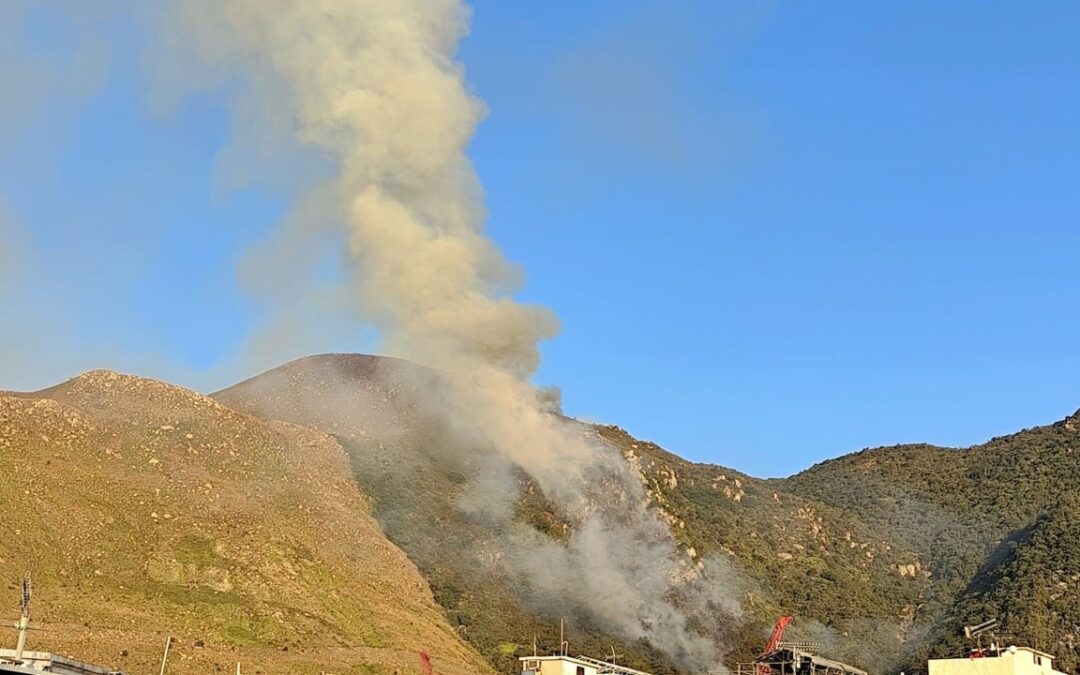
<box><xmin>0</xmin><ymin>650</ymin><xmax>121</xmax><ymax>675</ymax></box>
<box><xmin>749</xmin><ymin>646</ymin><xmax>868</xmax><ymax>675</ymax></box>
<box><xmin>930</xmin><ymin>645</ymin><xmax>1058</xmax><ymax>663</ymax></box>
<box><xmin>520</xmin><ymin>655</ymin><xmax>600</xmax><ymax>667</ymax></box>
<box><xmin>928</xmin><ymin>644</ymin><xmax>1067</xmax><ymax>675</ymax></box>
<box><xmin>518</xmin><ymin>654</ymin><xmax>654</xmax><ymax>675</ymax></box>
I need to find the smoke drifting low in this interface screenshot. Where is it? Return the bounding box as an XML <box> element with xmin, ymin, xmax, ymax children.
<box><xmin>169</xmin><ymin>1</ymin><xmax>740</xmax><ymax>669</ymax></box>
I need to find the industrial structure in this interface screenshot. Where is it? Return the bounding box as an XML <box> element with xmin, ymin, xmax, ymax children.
<box><xmin>745</xmin><ymin>646</ymin><xmax>868</xmax><ymax>675</ymax></box>
<box><xmin>740</xmin><ymin>616</ymin><xmax>867</xmax><ymax>675</ymax></box>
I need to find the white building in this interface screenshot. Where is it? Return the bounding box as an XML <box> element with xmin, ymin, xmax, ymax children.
<box><xmin>928</xmin><ymin>646</ymin><xmax>1066</xmax><ymax>675</ymax></box>
<box><xmin>519</xmin><ymin>655</ymin><xmax>653</xmax><ymax>675</ymax></box>
<box><xmin>0</xmin><ymin>650</ymin><xmax>121</xmax><ymax>675</ymax></box>
<box><xmin>520</xmin><ymin>655</ymin><xmax>600</xmax><ymax>675</ymax></box>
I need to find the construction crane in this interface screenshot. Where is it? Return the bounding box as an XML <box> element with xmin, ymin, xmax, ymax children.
<box><xmin>756</xmin><ymin>615</ymin><xmax>795</xmax><ymax>675</ymax></box>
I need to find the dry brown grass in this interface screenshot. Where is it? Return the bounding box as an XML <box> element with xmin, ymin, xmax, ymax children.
<box><xmin>0</xmin><ymin>370</ymin><xmax>494</xmax><ymax>675</ymax></box>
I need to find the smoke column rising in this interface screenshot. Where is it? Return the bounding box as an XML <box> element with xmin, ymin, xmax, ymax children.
<box><xmin>172</xmin><ymin>1</ymin><xmax>736</xmax><ymax>669</ymax></box>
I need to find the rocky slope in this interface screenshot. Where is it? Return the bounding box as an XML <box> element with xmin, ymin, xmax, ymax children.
<box><xmin>0</xmin><ymin>370</ymin><xmax>494</xmax><ymax>675</ymax></box>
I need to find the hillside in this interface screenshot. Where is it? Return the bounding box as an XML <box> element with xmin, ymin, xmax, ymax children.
<box><xmin>214</xmin><ymin>355</ymin><xmax>929</xmax><ymax>674</ymax></box>
<box><xmin>215</xmin><ymin>355</ymin><xmax>683</xmax><ymax>674</ymax></box>
<box><xmin>0</xmin><ymin>370</ymin><xmax>494</xmax><ymax>675</ymax></box>
<box><xmin>5</xmin><ymin>353</ymin><xmax>1076</xmax><ymax>675</ymax></box>
<box><xmin>778</xmin><ymin>409</ymin><xmax>1080</xmax><ymax>672</ymax></box>
<box><xmin>932</xmin><ymin>495</ymin><xmax>1080</xmax><ymax>668</ymax></box>
<box><xmin>217</xmin><ymin>354</ymin><xmax>1080</xmax><ymax>675</ymax></box>
<box><xmin>592</xmin><ymin>425</ymin><xmax>927</xmax><ymax>673</ymax></box>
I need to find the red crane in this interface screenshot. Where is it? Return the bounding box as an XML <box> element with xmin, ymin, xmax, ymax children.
<box><xmin>756</xmin><ymin>615</ymin><xmax>795</xmax><ymax>675</ymax></box>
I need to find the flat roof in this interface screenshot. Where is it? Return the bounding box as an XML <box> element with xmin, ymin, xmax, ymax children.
<box><xmin>758</xmin><ymin>646</ymin><xmax>868</xmax><ymax>675</ymax></box>
<box><xmin>519</xmin><ymin>655</ymin><xmax>598</xmax><ymax>666</ymax></box>
<box><xmin>1015</xmin><ymin>647</ymin><xmax>1055</xmax><ymax>660</ymax></box>
<box><xmin>0</xmin><ymin>649</ymin><xmax>118</xmax><ymax>674</ymax></box>
<box><xmin>930</xmin><ymin>647</ymin><xmax>1056</xmax><ymax>662</ymax></box>
<box><xmin>518</xmin><ymin>655</ymin><xmax>654</xmax><ymax>675</ymax></box>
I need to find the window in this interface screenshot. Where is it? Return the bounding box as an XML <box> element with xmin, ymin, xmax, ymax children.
<box><xmin>576</xmin><ymin>667</ymin><xmax>585</xmax><ymax>675</ymax></box>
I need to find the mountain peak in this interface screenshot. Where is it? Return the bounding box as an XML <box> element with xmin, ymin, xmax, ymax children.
<box><xmin>1063</xmin><ymin>409</ymin><xmax>1080</xmax><ymax>432</ymax></box>
<box><xmin>26</xmin><ymin>369</ymin><xmax>232</xmax><ymax>420</ymax></box>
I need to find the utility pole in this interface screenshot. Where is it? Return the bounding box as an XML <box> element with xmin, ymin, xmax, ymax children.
<box><xmin>14</xmin><ymin>572</ymin><xmax>30</xmax><ymax>662</ymax></box>
<box><xmin>158</xmin><ymin>636</ymin><xmax>172</xmax><ymax>675</ymax></box>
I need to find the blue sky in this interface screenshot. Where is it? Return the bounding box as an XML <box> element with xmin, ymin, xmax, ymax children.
<box><xmin>1</xmin><ymin>1</ymin><xmax>1078</xmax><ymax>477</ymax></box>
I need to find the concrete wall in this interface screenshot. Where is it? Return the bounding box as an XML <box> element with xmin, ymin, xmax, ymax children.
<box><xmin>520</xmin><ymin>657</ymin><xmax>598</xmax><ymax>675</ymax></box>
<box><xmin>929</xmin><ymin>650</ymin><xmax>1064</xmax><ymax>675</ymax></box>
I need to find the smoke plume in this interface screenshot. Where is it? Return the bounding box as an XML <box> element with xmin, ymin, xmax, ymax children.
<box><xmin>171</xmin><ymin>1</ymin><xmax>738</xmax><ymax>669</ymax></box>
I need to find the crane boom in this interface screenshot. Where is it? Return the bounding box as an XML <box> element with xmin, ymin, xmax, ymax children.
<box><xmin>756</xmin><ymin>615</ymin><xmax>795</xmax><ymax>675</ymax></box>
<box><xmin>762</xmin><ymin>615</ymin><xmax>795</xmax><ymax>656</ymax></box>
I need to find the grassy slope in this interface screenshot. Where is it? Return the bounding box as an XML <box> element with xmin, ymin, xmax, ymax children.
<box><xmin>0</xmin><ymin>370</ymin><xmax>494</xmax><ymax>675</ymax></box>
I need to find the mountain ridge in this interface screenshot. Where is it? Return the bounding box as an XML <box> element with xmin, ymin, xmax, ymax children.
<box><xmin>215</xmin><ymin>353</ymin><xmax>1080</xmax><ymax>674</ymax></box>
<box><xmin>4</xmin><ymin>354</ymin><xmax>1077</xmax><ymax>674</ymax></box>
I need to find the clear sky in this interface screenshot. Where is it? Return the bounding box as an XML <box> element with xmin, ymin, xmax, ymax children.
<box><xmin>1</xmin><ymin>1</ymin><xmax>1078</xmax><ymax>477</ymax></box>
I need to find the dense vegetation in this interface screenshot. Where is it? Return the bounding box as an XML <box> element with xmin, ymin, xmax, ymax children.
<box><xmin>930</xmin><ymin>497</ymin><xmax>1080</xmax><ymax>672</ymax></box>
<box><xmin>779</xmin><ymin>411</ymin><xmax>1080</xmax><ymax>672</ymax></box>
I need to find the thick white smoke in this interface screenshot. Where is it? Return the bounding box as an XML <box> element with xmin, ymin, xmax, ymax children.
<box><xmin>170</xmin><ymin>1</ymin><xmax>737</xmax><ymax>669</ymax></box>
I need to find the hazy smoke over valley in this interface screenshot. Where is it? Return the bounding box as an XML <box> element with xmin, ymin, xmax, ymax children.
<box><xmin>168</xmin><ymin>0</ymin><xmax>738</xmax><ymax>669</ymax></box>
